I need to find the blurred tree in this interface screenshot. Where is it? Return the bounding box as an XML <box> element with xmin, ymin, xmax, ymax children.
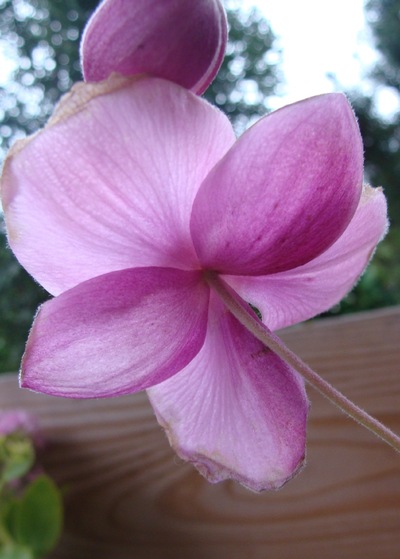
<box><xmin>0</xmin><ymin>233</ymin><xmax>47</xmax><ymax>371</ymax></box>
<box><xmin>352</xmin><ymin>0</ymin><xmax>400</xmax><ymax>228</ymax></box>
<box><xmin>204</xmin><ymin>5</ymin><xmax>281</xmax><ymax>133</ymax></box>
<box><xmin>0</xmin><ymin>1</ymin><xmax>282</xmax><ymax>371</ymax></box>
<box><xmin>0</xmin><ymin>0</ymin><xmax>99</xmax><ymax>160</ymax></box>
<box><xmin>338</xmin><ymin>0</ymin><xmax>400</xmax><ymax>314</ymax></box>
<box><xmin>366</xmin><ymin>0</ymin><xmax>400</xmax><ymax>92</ymax></box>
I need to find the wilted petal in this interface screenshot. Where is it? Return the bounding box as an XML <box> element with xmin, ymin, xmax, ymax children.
<box><xmin>191</xmin><ymin>93</ymin><xmax>363</xmax><ymax>276</ymax></box>
<box><xmin>81</xmin><ymin>0</ymin><xmax>227</xmax><ymax>94</ymax></box>
<box><xmin>21</xmin><ymin>268</ymin><xmax>209</xmax><ymax>398</ymax></box>
<box><xmin>225</xmin><ymin>186</ymin><xmax>388</xmax><ymax>331</ymax></box>
<box><xmin>1</xmin><ymin>76</ymin><xmax>235</xmax><ymax>295</ymax></box>
<box><xmin>148</xmin><ymin>293</ymin><xmax>308</xmax><ymax>492</ymax></box>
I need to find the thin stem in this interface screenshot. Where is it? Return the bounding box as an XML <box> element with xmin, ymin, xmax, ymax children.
<box><xmin>206</xmin><ymin>271</ymin><xmax>400</xmax><ymax>454</ymax></box>
<box><xmin>0</xmin><ymin>503</ymin><xmax>13</xmax><ymax>546</ymax></box>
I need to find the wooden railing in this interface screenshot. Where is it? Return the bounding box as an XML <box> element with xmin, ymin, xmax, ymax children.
<box><xmin>1</xmin><ymin>306</ymin><xmax>399</xmax><ymax>558</ymax></box>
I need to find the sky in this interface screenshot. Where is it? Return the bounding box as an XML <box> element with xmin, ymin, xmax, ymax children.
<box><xmin>1</xmin><ymin>0</ymin><xmax>399</xmax><ymax>117</ymax></box>
<box><xmin>239</xmin><ymin>0</ymin><xmax>400</xmax><ymax>116</ymax></box>
<box><xmin>0</xmin><ymin>0</ymin><xmax>376</xmax><ymax>96</ymax></box>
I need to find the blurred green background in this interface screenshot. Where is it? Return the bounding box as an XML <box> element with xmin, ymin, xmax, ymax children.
<box><xmin>0</xmin><ymin>0</ymin><xmax>399</xmax><ymax>372</ymax></box>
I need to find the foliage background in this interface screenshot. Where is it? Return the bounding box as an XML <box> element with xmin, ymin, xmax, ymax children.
<box><xmin>0</xmin><ymin>0</ymin><xmax>399</xmax><ymax>372</ymax></box>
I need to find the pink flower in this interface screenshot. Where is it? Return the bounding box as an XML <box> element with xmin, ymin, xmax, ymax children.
<box><xmin>81</xmin><ymin>0</ymin><xmax>227</xmax><ymax>94</ymax></box>
<box><xmin>0</xmin><ymin>410</ymin><xmax>39</xmax><ymax>442</ymax></box>
<box><xmin>0</xmin><ymin>410</ymin><xmax>44</xmax><ymax>485</ymax></box>
<box><xmin>0</xmin><ymin>75</ymin><xmax>387</xmax><ymax>491</ymax></box>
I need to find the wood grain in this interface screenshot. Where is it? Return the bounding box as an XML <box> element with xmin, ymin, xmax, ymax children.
<box><xmin>0</xmin><ymin>307</ymin><xmax>399</xmax><ymax>558</ymax></box>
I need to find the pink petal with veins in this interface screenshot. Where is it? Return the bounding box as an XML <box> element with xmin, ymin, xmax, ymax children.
<box><xmin>225</xmin><ymin>186</ymin><xmax>388</xmax><ymax>331</ymax></box>
<box><xmin>21</xmin><ymin>268</ymin><xmax>209</xmax><ymax>398</ymax></box>
<box><xmin>148</xmin><ymin>293</ymin><xmax>308</xmax><ymax>492</ymax></box>
<box><xmin>81</xmin><ymin>0</ymin><xmax>227</xmax><ymax>94</ymax></box>
<box><xmin>1</xmin><ymin>76</ymin><xmax>235</xmax><ymax>295</ymax></box>
<box><xmin>191</xmin><ymin>93</ymin><xmax>363</xmax><ymax>276</ymax></box>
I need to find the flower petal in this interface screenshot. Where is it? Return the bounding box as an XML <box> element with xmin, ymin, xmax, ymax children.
<box><xmin>81</xmin><ymin>0</ymin><xmax>227</xmax><ymax>94</ymax></box>
<box><xmin>224</xmin><ymin>185</ymin><xmax>388</xmax><ymax>331</ymax></box>
<box><xmin>148</xmin><ymin>293</ymin><xmax>308</xmax><ymax>492</ymax></box>
<box><xmin>21</xmin><ymin>268</ymin><xmax>209</xmax><ymax>398</ymax></box>
<box><xmin>1</xmin><ymin>76</ymin><xmax>235</xmax><ymax>295</ymax></box>
<box><xmin>191</xmin><ymin>93</ymin><xmax>363</xmax><ymax>276</ymax></box>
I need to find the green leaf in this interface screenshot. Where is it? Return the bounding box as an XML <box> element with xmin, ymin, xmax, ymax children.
<box><xmin>0</xmin><ymin>434</ymin><xmax>35</xmax><ymax>484</ymax></box>
<box><xmin>0</xmin><ymin>543</ymin><xmax>33</xmax><ymax>559</ymax></box>
<box><xmin>13</xmin><ymin>476</ymin><xmax>63</xmax><ymax>558</ymax></box>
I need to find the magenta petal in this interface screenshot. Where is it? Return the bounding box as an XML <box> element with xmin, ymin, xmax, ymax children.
<box><xmin>148</xmin><ymin>293</ymin><xmax>308</xmax><ymax>492</ymax></box>
<box><xmin>81</xmin><ymin>0</ymin><xmax>227</xmax><ymax>94</ymax></box>
<box><xmin>1</xmin><ymin>76</ymin><xmax>235</xmax><ymax>295</ymax></box>
<box><xmin>191</xmin><ymin>93</ymin><xmax>363</xmax><ymax>275</ymax></box>
<box><xmin>224</xmin><ymin>186</ymin><xmax>388</xmax><ymax>331</ymax></box>
<box><xmin>21</xmin><ymin>268</ymin><xmax>209</xmax><ymax>398</ymax></box>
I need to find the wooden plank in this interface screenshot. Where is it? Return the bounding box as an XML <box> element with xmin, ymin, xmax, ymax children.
<box><xmin>0</xmin><ymin>307</ymin><xmax>399</xmax><ymax>558</ymax></box>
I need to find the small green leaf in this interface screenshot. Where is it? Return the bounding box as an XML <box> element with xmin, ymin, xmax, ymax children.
<box><xmin>0</xmin><ymin>543</ymin><xmax>33</xmax><ymax>559</ymax></box>
<box><xmin>13</xmin><ymin>475</ymin><xmax>63</xmax><ymax>558</ymax></box>
<box><xmin>0</xmin><ymin>434</ymin><xmax>35</xmax><ymax>484</ymax></box>
<box><xmin>2</xmin><ymin>498</ymin><xmax>21</xmax><ymax>543</ymax></box>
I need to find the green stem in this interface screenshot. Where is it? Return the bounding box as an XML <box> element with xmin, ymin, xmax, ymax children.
<box><xmin>206</xmin><ymin>272</ymin><xmax>400</xmax><ymax>454</ymax></box>
<box><xmin>0</xmin><ymin>519</ymin><xmax>13</xmax><ymax>546</ymax></box>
